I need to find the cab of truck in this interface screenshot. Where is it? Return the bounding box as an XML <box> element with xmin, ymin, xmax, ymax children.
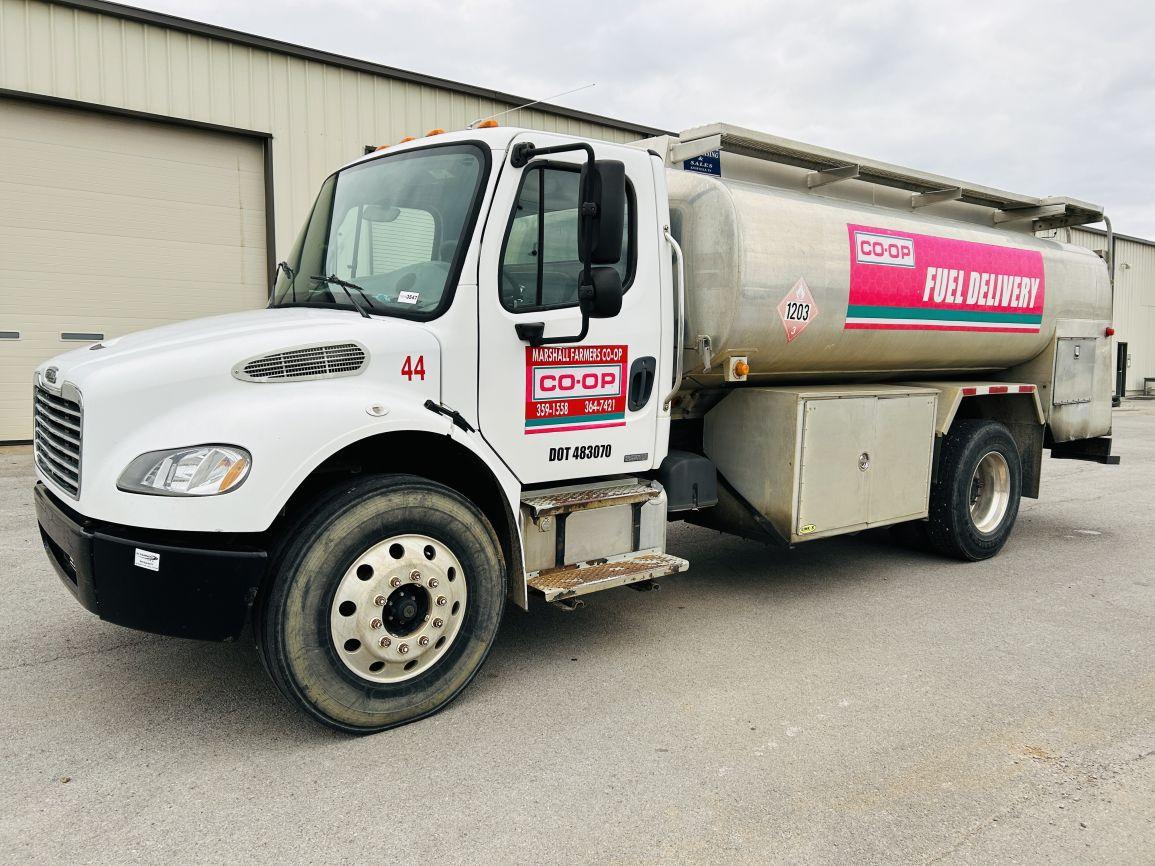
<box><xmin>33</xmin><ymin>126</ymin><xmax>685</xmax><ymax>733</ymax></box>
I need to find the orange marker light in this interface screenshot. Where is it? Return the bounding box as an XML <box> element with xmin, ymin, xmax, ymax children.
<box><xmin>399</xmin><ymin>136</ymin><xmax>416</xmax><ymax>143</ymax></box>
<box><xmin>374</xmin><ymin>144</ymin><xmax>390</xmax><ymax>151</ymax></box>
<box><xmin>476</xmin><ymin>119</ymin><xmax>499</xmax><ymax>128</ymax></box>
<box><xmin>426</xmin><ymin>128</ymin><xmax>446</xmax><ymax>136</ymax></box>
<box><xmin>734</xmin><ymin>360</ymin><xmax>751</xmax><ymax>377</ymax></box>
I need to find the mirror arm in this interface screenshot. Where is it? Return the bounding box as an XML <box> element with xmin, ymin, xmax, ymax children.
<box><xmin>509</xmin><ymin>139</ymin><xmax>601</xmax><ymax>347</ymax></box>
<box><xmin>514</xmin><ymin>313</ymin><xmax>590</xmax><ymax>348</ymax></box>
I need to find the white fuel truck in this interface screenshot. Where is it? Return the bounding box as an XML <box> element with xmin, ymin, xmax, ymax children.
<box><xmin>32</xmin><ymin>123</ymin><xmax>1118</xmax><ymax>732</ymax></box>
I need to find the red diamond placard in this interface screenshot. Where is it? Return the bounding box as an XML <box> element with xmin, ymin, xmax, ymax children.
<box><xmin>777</xmin><ymin>277</ymin><xmax>817</xmax><ymax>343</ymax></box>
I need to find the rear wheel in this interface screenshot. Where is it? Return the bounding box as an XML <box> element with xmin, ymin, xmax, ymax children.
<box><xmin>927</xmin><ymin>420</ymin><xmax>1022</xmax><ymax>561</ymax></box>
<box><xmin>257</xmin><ymin>474</ymin><xmax>505</xmax><ymax>733</ymax></box>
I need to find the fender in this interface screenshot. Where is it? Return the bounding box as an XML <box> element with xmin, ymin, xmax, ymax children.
<box><xmin>270</xmin><ymin>397</ymin><xmax>528</xmax><ymax>605</ymax></box>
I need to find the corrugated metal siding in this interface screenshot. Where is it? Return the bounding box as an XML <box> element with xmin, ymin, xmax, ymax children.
<box><xmin>0</xmin><ymin>0</ymin><xmax>648</xmax><ymax>258</ymax></box>
<box><xmin>1040</xmin><ymin>227</ymin><xmax>1155</xmax><ymax>394</ymax></box>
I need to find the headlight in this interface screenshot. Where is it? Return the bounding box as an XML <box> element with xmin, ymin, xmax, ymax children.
<box><xmin>117</xmin><ymin>445</ymin><xmax>251</xmax><ymax>496</ymax></box>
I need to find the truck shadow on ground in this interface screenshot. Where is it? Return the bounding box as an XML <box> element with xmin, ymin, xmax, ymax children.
<box><xmin>78</xmin><ymin>521</ymin><xmax>999</xmax><ymax>744</ymax></box>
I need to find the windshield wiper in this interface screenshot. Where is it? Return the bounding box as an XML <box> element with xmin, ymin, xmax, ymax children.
<box><xmin>276</xmin><ymin>260</ymin><xmax>297</xmax><ymax>303</ymax></box>
<box><xmin>309</xmin><ymin>274</ymin><xmax>376</xmax><ymax>319</ymax></box>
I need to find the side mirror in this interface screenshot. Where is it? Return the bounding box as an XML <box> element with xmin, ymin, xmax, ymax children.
<box><xmin>579</xmin><ymin>267</ymin><xmax>623</xmax><ymax>319</ymax></box>
<box><xmin>580</xmin><ymin>160</ymin><xmax>627</xmax><ymax>264</ymax></box>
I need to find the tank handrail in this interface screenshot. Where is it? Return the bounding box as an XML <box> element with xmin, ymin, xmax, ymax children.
<box><xmin>662</xmin><ymin>225</ymin><xmax>686</xmax><ymax>410</ymax></box>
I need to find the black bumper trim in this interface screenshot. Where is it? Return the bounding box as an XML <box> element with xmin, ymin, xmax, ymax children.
<box><xmin>35</xmin><ymin>483</ymin><xmax>268</xmax><ymax>641</ymax></box>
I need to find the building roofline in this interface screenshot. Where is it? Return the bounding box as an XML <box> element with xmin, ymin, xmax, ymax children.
<box><xmin>1056</xmin><ymin>224</ymin><xmax>1155</xmax><ymax>249</ymax></box>
<box><xmin>47</xmin><ymin>0</ymin><xmax>673</xmax><ymax>138</ymax></box>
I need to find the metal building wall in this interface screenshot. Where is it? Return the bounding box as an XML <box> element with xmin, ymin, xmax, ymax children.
<box><xmin>1040</xmin><ymin>226</ymin><xmax>1155</xmax><ymax>394</ymax></box>
<box><xmin>0</xmin><ymin>0</ymin><xmax>661</xmax><ymax>259</ymax></box>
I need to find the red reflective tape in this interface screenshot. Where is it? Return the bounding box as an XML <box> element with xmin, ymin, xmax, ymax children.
<box><xmin>989</xmin><ymin>385</ymin><xmax>1009</xmax><ymax>394</ymax></box>
<box><xmin>961</xmin><ymin>387</ymin><xmax>978</xmax><ymax>396</ymax></box>
<box><xmin>1018</xmin><ymin>384</ymin><xmax>1036</xmax><ymax>393</ymax></box>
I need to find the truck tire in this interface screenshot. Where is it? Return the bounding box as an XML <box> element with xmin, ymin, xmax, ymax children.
<box><xmin>927</xmin><ymin>420</ymin><xmax>1022</xmax><ymax>561</ymax></box>
<box><xmin>257</xmin><ymin>474</ymin><xmax>505</xmax><ymax>734</ymax></box>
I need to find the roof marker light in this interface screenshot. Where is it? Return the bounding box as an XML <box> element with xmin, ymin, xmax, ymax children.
<box><xmin>476</xmin><ymin>119</ymin><xmax>499</xmax><ymax>128</ymax></box>
<box><xmin>426</xmin><ymin>128</ymin><xmax>446</xmax><ymax>136</ymax></box>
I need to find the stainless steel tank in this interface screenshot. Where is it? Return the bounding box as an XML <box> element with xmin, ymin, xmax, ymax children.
<box><xmin>666</xmin><ymin>169</ymin><xmax>1111</xmax><ymax>379</ymax></box>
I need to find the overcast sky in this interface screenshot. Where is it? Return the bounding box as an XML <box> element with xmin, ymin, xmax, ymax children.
<box><xmin>140</xmin><ymin>0</ymin><xmax>1155</xmax><ymax>237</ymax></box>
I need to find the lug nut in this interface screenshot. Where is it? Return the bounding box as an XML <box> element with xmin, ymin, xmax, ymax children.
<box><xmin>398</xmin><ymin>643</ymin><xmax>409</xmax><ymax>655</ymax></box>
<box><xmin>378</xmin><ymin>636</ymin><xmax>391</xmax><ymax>648</ymax></box>
<box><xmin>374</xmin><ymin>595</ymin><xmax>387</xmax><ymax>606</ymax></box>
<box><xmin>370</xmin><ymin>618</ymin><xmax>382</xmax><ymax>629</ymax></box>
<box><xmin>390</xmin><ymin>576</ymin><xmax>401</xmax><ymax>588</ymax></box>
<box><xmin>432</xmin><ymin>618</ymin><xmax>444</xmax><ymax>628</ymax></box>
<box><xmin>418</xmin><ymin>636</ymin><xmax>430</xmax><ymax>647</ymax></box>
<box><xmin>410</xmin><ymin>569</ymin><xmax>422</xmax><ymax>582</ymax></box>
<box><xmin>436</xmin><ymin>596</ymin><xmax>447</xmax><ymax>607</ymax></box>
<box><xmin>428</xmin><ymin>578</ymin><xmax>439</xmax><ymax>588</ymax></box>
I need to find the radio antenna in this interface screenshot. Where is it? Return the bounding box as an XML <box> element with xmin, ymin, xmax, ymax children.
<box><xmin>468</xmin><ymin>83</ymin><xmax>596</xmax><ymax>128</ymax></box>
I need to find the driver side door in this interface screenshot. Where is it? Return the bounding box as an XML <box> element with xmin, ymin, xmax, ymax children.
<box><xmin>477</xmin><ymin>133</ymin><xmax>666</xmax><ymax>484</ymax></box>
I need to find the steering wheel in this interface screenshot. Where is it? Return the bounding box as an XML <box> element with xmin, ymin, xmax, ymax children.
<box><xmin>501</xmin><ymin>271</ymin><xmax>528</xmax><ymax>307</ymax></box>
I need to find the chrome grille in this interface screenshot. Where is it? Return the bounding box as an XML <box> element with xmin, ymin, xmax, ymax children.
<box><xmin>34</xmin><ymin>384</ymin><xmax>82</xmax><ymax>498</ymax></box>
<box><xmin>235</xmin><ymin>343</ymin><xmax>367</xmax><ymax>382</ymax></box>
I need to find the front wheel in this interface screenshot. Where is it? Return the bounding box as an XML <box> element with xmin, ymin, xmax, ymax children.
<box><xmin>926</xmin><ymin>420</ymin><xmax>1022</xmax><ymax>561</ymax></box>
<box><xmin>257</xmin><ymin>474</ymin><xmax>505</xmax><ymax>733</ymax></box>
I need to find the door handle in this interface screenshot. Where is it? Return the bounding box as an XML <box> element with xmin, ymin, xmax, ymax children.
<box><xmin>628</xmin><ymin>356</ymin><xmax>657</xmax><ymax>411</ymax></box>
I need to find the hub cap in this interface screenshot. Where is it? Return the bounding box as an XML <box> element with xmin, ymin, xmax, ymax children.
<box><xmin>330</xmin><ymin>533</ymin><xmax>467</xmax><ymax>684</ymax></box>
<box><xmin>969</xmin><ymin>451</ymin><xmax>1011</xmax><ymax>535</ymax></box>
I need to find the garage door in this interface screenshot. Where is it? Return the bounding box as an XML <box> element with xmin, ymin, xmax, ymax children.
<box><xmin>0</xmin><ymin>99</ymin><xmax>268</xmax><ymax>440</ymax></box>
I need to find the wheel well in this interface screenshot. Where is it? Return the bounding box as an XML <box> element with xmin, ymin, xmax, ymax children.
<box><xmin>272</xmin><ymin>432</ymin><xmax>522</xmax><ymax>601</ymax></box>
<box><xmin>949</xmin><ymin>394</ymin><xmax>1043</xmax><ymax>499</ymax></box>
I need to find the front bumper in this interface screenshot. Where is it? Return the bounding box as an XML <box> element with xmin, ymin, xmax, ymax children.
<box><xmin>34</xmin><ymin>483</ymin><xmax>268</xmax><ymax>641</ymax></box>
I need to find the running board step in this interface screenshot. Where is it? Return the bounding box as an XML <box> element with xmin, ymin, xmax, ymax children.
<box><xmin>527</xmin><ymin>551</ymin><xmax>689</xmax><ymax>602</ymax></box>
<box><xmin>521</xmin><ymin>482</ymin><xmax>661</xmax><ymax>521</ymax></box>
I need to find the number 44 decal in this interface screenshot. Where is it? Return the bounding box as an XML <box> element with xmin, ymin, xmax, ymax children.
<box><xmin>401</xmin><ymin>355</ymin><xmax>426</xmax><ymax>381</ymax></box>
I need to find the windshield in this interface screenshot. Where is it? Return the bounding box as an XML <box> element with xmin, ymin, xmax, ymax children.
<box><xmin>272</xmin><ymin>143</ymin><xmax>487</xmax><ymax>317</ymax></box>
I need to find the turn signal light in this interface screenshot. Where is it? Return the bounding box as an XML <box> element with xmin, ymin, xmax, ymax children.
<box><xmin>734</xmin><ymin>360</ymin><xmax>750</xmax><ymax>377</ymax></box>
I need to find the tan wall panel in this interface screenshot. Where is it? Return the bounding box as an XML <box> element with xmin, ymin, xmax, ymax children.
<box><xmin>0</xmin><ymin>97</ymin><xmax>267</xmax><ymax>439</ymax></box>
<box><xmin>1045</xmin><ymin>227</ymin><xmax>1155</xmax><ymax>393</ymax></box>
<box><xmin>0</xmin><ymin>0</ymin><xmax>650</xmax><ymax>260</ymax></box>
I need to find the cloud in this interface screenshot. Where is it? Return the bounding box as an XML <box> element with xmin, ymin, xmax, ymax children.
<box><xmin>140</xmin><ymin>0</ymin><xmax>1155</xmax><ymax>236</ymax></box>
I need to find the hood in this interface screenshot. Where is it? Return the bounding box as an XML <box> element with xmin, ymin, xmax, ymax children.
<box><xmin>39</xmin><ymin>307</ymin><xmax>439</xmax><ymax>390</ymax></box>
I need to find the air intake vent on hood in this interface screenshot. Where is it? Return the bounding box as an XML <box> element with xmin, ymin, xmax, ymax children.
<box><xmin>233</xmin><ymin>342</ymin><xmax>368</xmax><ymax>382</ymax></box>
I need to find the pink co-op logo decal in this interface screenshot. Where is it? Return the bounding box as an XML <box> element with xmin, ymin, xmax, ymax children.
<box><xmin>846</xmin><ymin>223</ymin><xmax>1046</xmax><ymax>333</ymax></box>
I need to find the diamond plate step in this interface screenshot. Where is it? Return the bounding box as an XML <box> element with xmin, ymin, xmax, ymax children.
<box><xmin>527</xmin><ymin>551</ymin><xmax>689</xmax><ymax>602</ymax></box>
<box><xmin>521</xmin><ymin>483</ymin><xmax>661</xmax><ymax>521</ymax></box>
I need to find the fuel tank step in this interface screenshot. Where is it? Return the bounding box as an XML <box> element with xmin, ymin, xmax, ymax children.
<box><xmin>527</xmin><ymin>551</ymin><xmax>689</xmax><ymax>602</ymax></box>
<box><xmin>521</xmin><ymin>482</ymin><xmax>661</xmax><ymax>522</ymax></box>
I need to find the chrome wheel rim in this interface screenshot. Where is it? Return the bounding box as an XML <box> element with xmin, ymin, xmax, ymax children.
<box><xmin>329</xmin><ymin>533</ymin><xmax>467</xmax><ymax>684</ymax></box>
<box><xmin>969</xmin><ymin>451</ymin><xmax>1011</xmax><ymax>535</ymax></box>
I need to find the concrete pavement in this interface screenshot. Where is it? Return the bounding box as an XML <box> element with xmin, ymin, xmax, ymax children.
<box><xmin>1</xmin><ymin>408</ymin><xmax>1152</xmax><ymax>864</ymax></box>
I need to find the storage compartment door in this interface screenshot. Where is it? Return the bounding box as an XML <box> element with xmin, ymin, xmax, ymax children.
<box><xmin>796</xmin><ymin>397</ymin><xmax>872</xmax><ymax>538</ymax></box>
<box><xmin>868</xmin><ymin>394</ymin><xmax>936</xmax><ymax>524</ymax></box>
<box><xmin>1052</xmin><ymin>337</ymin><xmax>1098</xmax><ymax>406</ymax></box>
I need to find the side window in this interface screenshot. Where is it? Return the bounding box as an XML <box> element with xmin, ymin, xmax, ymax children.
<box><xmin>331</xmin><ymin>205</ymin><xmax>436</xmax><ymax>280</ymax></box>
<box><xmin>500</xmin><ymin>165</ymin><xmax>632</xmax><ymax>312</ymax></box>
<box><xmin>369</xmin><ymin>208</ymin><xmax>436</xmax><ymax>273</ymax></box>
